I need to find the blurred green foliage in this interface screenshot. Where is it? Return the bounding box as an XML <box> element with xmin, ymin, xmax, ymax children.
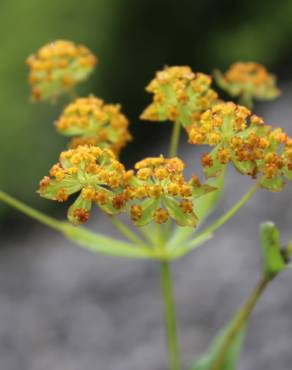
<box><xmin>1</xmin><ymin>0</ymin><xmax>292</xmax><ymax>217</ymax></box>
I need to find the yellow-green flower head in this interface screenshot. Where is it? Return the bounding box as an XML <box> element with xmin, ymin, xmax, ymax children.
<box><xmin>55</xmin><ymin>95</ymin><xmax>132</xmax><ymax>155</ymax></box>
<box><xmin>140</xmin><ymin>66</ymin><xmax>218</xmax><ymax>128</ymax></box>
<box><xmin>38</xmin><ymin>145</ymin><xmax>126</xmax><ymax>225</ymax></box>
<box><xmin>255</xmin><ymin>128</ymin><xmax>292</xmax><ymax>191</ymax></box>
<box><xmin>214</xmin><ymin>62</ymin><xmax>280</xmax><ymax>107</ymax></box>
<box><xmin>188</xmin><ymin>102</ymin><xmax>292</xmax><ymax>191</ymax></box>
<box><xmin>123</xmin><ymin>156</ymin><xmax>215</xmax><ymax>227</ymax></box>
<box><xmin>188</xmin><ymin>102</ymin><xmax>265</xmax><ymax>174</ymax></box>
<box><xmin>26</xmin><ymin>40</ymin><xmax>97</xmax><ymax>102</ymax></box>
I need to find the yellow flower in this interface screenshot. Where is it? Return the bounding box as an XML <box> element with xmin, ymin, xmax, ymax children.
<box><xmin>55</xmin><ymin>95</ymin><xmax>132</xmax><ymax>155</ymax></box>
<box><xmin>188</xmin><ymin>102</ymin><xmax>268</xmax><ymax>176</ymax></box>
<box><xmin>124</xmin><ymin>155</ymin><xmax>215</xmax><ymax>227</ymax></box>
<box><xmin>187</xmin><ymin>102</ymin><xmax>292</xmax><ymax>191</ymax></box>
<box><xmin>26</xmin><ymin>40</ymin><xmax>97</xmax><ymax>101</ymax></box>
<box><xmin>141</xmin><ymin>66</ymin><xmax>218</xmax><ymax>128</ymax></box>
<box><xmin>38</xmin><ymin>145</ymin><xmax>126</xmax><ymax>224</ymax></box>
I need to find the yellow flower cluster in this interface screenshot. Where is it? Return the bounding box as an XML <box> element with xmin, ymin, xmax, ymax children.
<box><xmin>255</xmin><ymin>128</ymin><xmax>292</xmax><ymax>191</ymax></box>
<box><xmin>188</xmin><ymin>102</ymin><xmax>254</xmax><ymax>146</ymax></box>
<box><xmin>26</xmin><ymin>40</ymin><xmax>97</xmax><ymax>101</ymax></box>
<box><xmin>214</xmin><ymin>62</ymin><xmax>280</xmax><ymax>107</ymax></box>
<box><xmin>187</xmin><ymin>102</ymin><xmax>292</xmax><ymax>191</ymax></box>
<box><xmin>38</xmin><ymin>145</ymin><xmax>126</xmax><ymax>224</ymax></box>
<box><xmin>55</xmin><ymin>96</ymin><xmax>132</xmax><ymax>155</ymax></box>
<box><xmin>141</xmin><ymin>66</ymin><xmax>218</xmax><ymax>127</ymax></box>
<box><xmin>123</xmin><ymin>156</ymin><xmax>214</xmax><ymax>227</ymax></box>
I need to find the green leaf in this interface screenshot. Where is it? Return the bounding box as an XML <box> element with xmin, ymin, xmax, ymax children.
<box><xmin>67</xmin><ymin>193</ymin><xmax>92</xmax><ymax>225</ymax></box>
<box><xmin>259</xmin><ymin>175</ymin><xmax>285</xmax><ymax>192</ymax></box>
<box><xmin>163</xmin><ymin>195</ymin><xmax>198</xmax><ymax>227</ymax></box>
<box><xmin>168</xmin><ymin>172</ymin><xmax>224</xmax><ymax>249</ymax></box>
<box><xmin>189</xmin><ymin>322</ymin><xmax>246</xmax><ymax>370</ymax></box>
<box><xmin>39</xmin><ymin>177</ymin><xmax>82</xmax><ymax>200</ymax></box>
<box><xmin>62</xmin><ymin>223</ymin><xmax>154</xmax><ymax>259</ymax></box>
<box><xmin>203</xmin><ymin>147</ymin><xmax>226</xmax><ymax>178</ymax></box>
<box><xmin>260</xmin><ymin>222</ymin><xmax>285</xmax><ymax>279</ymax></box>
<box><xmin>192</xmin><ymin>184</ymin><xmax>217</xmax><ymax>199</ymax></box>
<box><xmin>134</xmin><ymin>198</ymin><xmax>160</xmax><ymax>227</ymax></box>
<box><xmin>231</xmin><ymin>153</ymin><xmax>255</xmax><ymax>176</ymax></box>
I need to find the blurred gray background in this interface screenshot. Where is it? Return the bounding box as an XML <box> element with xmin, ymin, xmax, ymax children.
<box><xmin>0</xmin><ymin>1</ymin><xmax>292</xmax><ymax>369</ymax></box>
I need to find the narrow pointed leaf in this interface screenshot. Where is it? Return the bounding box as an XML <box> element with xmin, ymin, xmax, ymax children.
<box><xmin>163</xmin><ymin>195</ymin><xmax>197</xmax><ymax>227</ymax></box>
<box><xmin>135</xmin><ymin>198</ymin><xmax>160</xmax><ymax>227</ymax></box>
<box><xmin>260</xmin><ymin>222</ymin><xmax>285</xmax><ymax>279</ymax></box>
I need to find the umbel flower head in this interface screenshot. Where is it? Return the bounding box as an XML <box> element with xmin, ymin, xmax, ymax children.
<box><xmin>254</xmin><ymin>128</ymin><xmax>292</xmax><ymax>191</ymax></box>
<box><xmin>140</xmin><ymin>66</ymin><xmax>218</xmax><ymax>128</ymax></box>
<box><xmin>187</xmin><ymin>102</ymin><xmax>292</xmax><ymax>191</ymax></box>
<box><xmin>26</xmin><ymin>40</ymin><xmax>97</xmax><ymax>101</ymax></box>
<box><xmin>38</xmin><ymin>146</ymin><xmax>127</xmax><ymax>225</ymax></box>
<box><xmin>214</xmin><ymin>62</ymin><xmax>280</xmax><ymax>107</ymax></box>
<box><xmin>124</xmin><ymin>156</ymin><xmax>215</xmax><ymax>227</ymax></box>
<box><xmin>55</xmin><ymin>96</ymin><xmax>132</xmax><ymax>155</ymax></box>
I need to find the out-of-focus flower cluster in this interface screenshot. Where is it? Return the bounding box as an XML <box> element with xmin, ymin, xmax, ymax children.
<box><xmin>27</xmin><ymin>40</ymin><xmax>97</xmax><ymax>101</ymax></box>
<box><xmin>141</xmin><ymin>66</ymin><xmax>218</xmax><ymax>127</ymax></box>
<box><xmin>187</xmin><ymin>102</ymin><xmax>292</xmax><ymax>191</ymax></box>
<box><xmin>123</xmin><ymin>156</ymin><xmax>214</xmax><ymax>227</ymax></box>
<box><xmin>55</xmin><ymin>96</ymin><xmax>132</xmax><ymax>155</ymax></box>
<box><xmin>38</xmin><ymin>146</ymin><xmax>126</xmax><ymax>225</ymax></box>
<box><xmin>214</xmin><ymin>62</ymin><xmax>280</xmax><ymax>107</ymax></box>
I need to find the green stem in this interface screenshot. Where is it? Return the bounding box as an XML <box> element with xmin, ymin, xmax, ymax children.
<box><xmin>0</xmin><ymin>190</ymin><xmax>64</xmax><ymax>232</ymax></box>
<box><xmin>160</xmin><ymin>260</ymin><xmax>181</xmax><ymax>370</ymax></box>
<box><xmin>168</xmin><ymin>121</ymin><xmax>181</xmax><ymax>158</ymax></box>
<box><xmin>166</xmin><ymin>120</ymin><xmax>182</xmax><ymax>241</ymax></box>
<box><xmin>111</xmin><ymin>217</ymin><xmax>146</xmax><ymax>246</ymax></box>
<box><xmin>238</xmin><ymin>92</ymin><xmax>253</xmax><ymax>109</ymax></box>
<box><xmin>210</xmin><ymin>276</ymin><xmax>270</xmax><ymax>370</ymax></box>
<box><xmin>187</xmin><ymin>184</ymin><xmax>258</xmax><ymax>248</ymax></box>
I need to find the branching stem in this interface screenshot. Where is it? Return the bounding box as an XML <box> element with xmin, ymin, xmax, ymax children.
<box><xmin>187</xmin><ymin>184</ymin><xmax>258</xmax><ymax>248</ymax></box>
<box><xmin>168</xmin><ymin>121</ymin><xmax>181</xmax><ymax>158</ymax></box>
<box><xmin>210</xmin><ymin>276</ymin><xmax>270</xmax><ymax>370</ymax></box>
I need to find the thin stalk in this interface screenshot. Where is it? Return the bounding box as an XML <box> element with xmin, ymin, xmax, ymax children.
<box><xmin>168</xmin><ymin>121</ymin><xmax>181</xmax><ymax>158</ymax></box>
<box><xmin>187</xmin><ymin>184</ymin><xmax>258</xmax><ymax>248</ymax></box>
<box><xmin>0</xmin><ymin>190</ymin><xmax>64</xmax><ymax>232</ymax></box>
<box><xmin>111</xmin><ymin>217</ymin><xmax>146</xmax><ymax>246</ymax></box>
<box><xmin>210</xmin><ymin>276</ymin><xmax>270</xmax><ymax>370</ymax></box>
<box><xmin>160</xmin><ymin>260</ymin><xmax>182</xmax><ymax>370</ymax></box>
<box><xmin>166</xmin><ymin>120</ymin><xmax>182</xmax><ymax>240</ymax></box>
<box><xmin>157</xmin><ymin>223</ymin><xmax>166</xmax><ymax>248</ymax></box>
<box><xmin>238</xmin><ymin>92</ymin><xmax>253</xmax><ymax>109</ymax></box>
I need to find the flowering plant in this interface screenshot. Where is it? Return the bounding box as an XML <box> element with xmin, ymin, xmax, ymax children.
<box><xmin>1</xmin><ymin>40</ymin><xmax>291</xmax><ymax>370</ymax></box>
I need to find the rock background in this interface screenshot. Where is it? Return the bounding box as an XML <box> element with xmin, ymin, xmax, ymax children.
<box><xmin>0</xmin><ymin>88</ymin><xmax>292</xmax><ymax>370</ymax></box>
